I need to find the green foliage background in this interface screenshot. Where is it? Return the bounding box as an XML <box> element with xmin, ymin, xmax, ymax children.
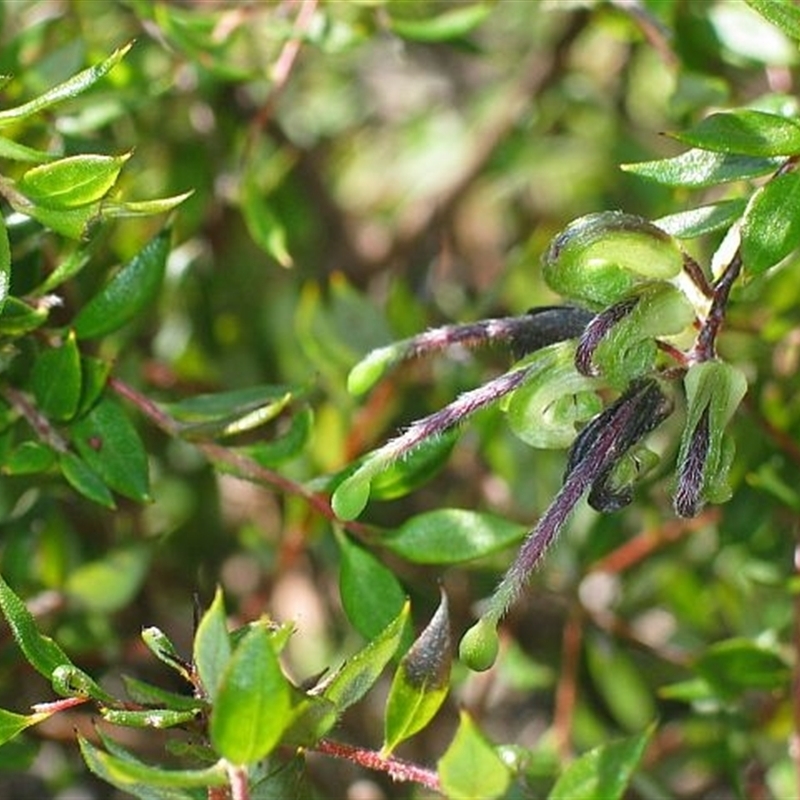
<box><xmin>1</xmin><ymin>1</ymin><xmax>800</xmax><ymax>798</ymax></box>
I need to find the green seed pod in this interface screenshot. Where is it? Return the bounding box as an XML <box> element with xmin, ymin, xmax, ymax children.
<box><xmin>543</xmin><ymin>211</ymin><xmax>685</xmax><ymax>308</ymax></box>
<box><xmin>459</xmin><ymin>617</ymin><xmax>500</xmax><ymax>672</ymax></box>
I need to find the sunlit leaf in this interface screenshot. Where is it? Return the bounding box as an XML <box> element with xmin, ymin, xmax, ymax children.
<box><xmin>388</xmin><ymin>4</ymin><xmax>491</xmax><ymax>42</ymax></box>
<box><xmin>0</xmin><ymin>708</ymin><xmax>52</xmax><ymax>747</ymax></box>
<box><xmin>670</xmin><ymin>110</ymin><xmax>800</xmax><ymax>156</ymax></box>
<box><xmin>19</xmin><ymin>153</ymin><xmax>131</xmax><ymax>209</ymax></box>
<box><xmin>384</xmin><ymin>509</ymin><xmax>525</xmax><ymax>565</ymax></box>
<box><xmin>437</xmin><ymin>711</ymin><xmax>510</xmax><ymax>800</ymax></box>
<box><xmin>210</xmin><ymin>625</ymin><xmax>291</xmax><ymax>764</ymax></box>
<box><xmin>745</xmin><ymin>0</ymin><xmax>800</xmax><ymax>42</ymax></box>
<box><xmin>741</xmin><ymin>170</ymin><xmax>800</xmax><ymax>274</ymax></box>
<box><xmin>0</xmin><ymin>43</ymin><xmax>132</xmax><ymax>125</ymax></box>
<box><xmin>622</xmin><ymin>149</ymin><xmax>781</xmax><ymax>187</ymax></box>
<box><xmin>193</xmin><ymin>587</ymin><xmax>232</xmax><ymax>702</ymax></box>
<box><xmin>65</xmin><ymin>544</ymin><xmax>150</xmax><ymax>613</ymax></box>
<box><xmin>319</xmin><ymin>600</ymin><xmax>410</xmax><ymax>714</ymax></box>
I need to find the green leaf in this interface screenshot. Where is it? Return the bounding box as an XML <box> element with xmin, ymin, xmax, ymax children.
<box><xmin>51</xmin><ymin>664</ymin><xmax>115</xmax><ymax>703</ymax></box>
<box><xmin>164</xmin><ymin>384</ymin><xmax>298</xmax><ymax>440</ymax></box>
<box><xmin>586</xmin><ymin>634</ymin><xmax>656</xmax><ymax>731</ymax></box>
<box><xmin>622</xmin><ymin>148</ymin><xmax>781</xmax><ymax>187</ymax></box>
<box><xmin>0</xmin><ymin>43</ymin><xmax>132</xmax><ymax>125</ymax></box>
<box><xmin>65</xmin><ymin>544</ymin><xmax>150</xmax><ymax>613</ymax></box>
<box><xmin>234</xmin><ymin>407</ymin><xmax>313</xmax><ymax>468</ymax></box>
<box><xmin>745</xmin><ymin>0</ymin><xmax>800</xmax><ymax>42</ymax></box>
<box><xmin>695</xmin><ymin>638</ymin><xmax>791</xmax><ymax>699</ymax></box>
<box><xmin>193</xmin><ymin>587</ymin><xmax>232</xmax><ymax>702</ymax></box>
<box><xmin>0</xmin><ymin>297</ymin><xmax>48</xmax><ymax>336</ymax></box>
<box><xmin>142</xmin><ymin>627</ymin><xmax>193</xmax><ymax>683</ymax></box>
<box><xmin>670</xmin><ymin>110</ymin><xmax>800</xmax><ymax>156</ymax></box>
<box><xmin>102</xmin><ymin>191</ymin><xmax>194</xmax><ymax>218</ymax></box>
<box><xmin>122</xmin><ymin>676</ymin><xmax>205</xmax><ymax>712</ymax></box>
<box><xmin>58</xmin><ymin>451</ymin><xmax>116</xmax><ymax>509</ymax></box>
<box><xmin>0</xmin><ymin>136</ymin><xmax>54</xmax><ymax>163</ymax></box>
<box><xmin>19</xmin><ymin>153</ymin><xmax>131</xmax><ymax>209</ymax></box>
<box><xmin>437</xmin><ymin>711</ymin><xmax>510</xmax><ymax>800</ymax></box>
<box><xmin>15</xmin><ymin>200</ymin><xmax>101</xmax><ymax>240</ymax></box>
<box><xmin>383</xmin><ymin>590</ymin><xmax>451</xmax><ymax>755</ymax></box>
<box><xmin>0</xmin><ymin>708</ymin><xmax>52</xmax><ymax>746</ymax></box>
<box><xmin>368</xmin><ymin>430</ymin><xmax>457</xmax><ymax>501</ymax></box>
<box><xmin>74</xmin><ymin>227</ymin><xmax>170</xmax><ymax>339</ymax></box>
<box><xmin>0</xmin><ymin>574</ymin><xmax>73</xmax><ymax>678</ymax></box>
<box><xmin>548</xmin><ymin>726</ymin><xmax>653</xmax><ymax>800</ymax></box>
<box><xmin>241</xmin><ymin>181</ymin><xmax>293</xmax><ymax>268</ymax></box>
<box><xmin>656</xmin><ymin>199</ymin><xmax>747</xmax><ymax>239</ymax></box>
<box><xmin>101</xmin><ymin>707</ymin><xmax>199</xmax><ymax>729</ymax></box>
<box><xmin>338</xmin><ymin>531</ymin><xmax>407</xmax><ymax>640</ymax></box>
<box><xmin>388</xmin><ymin>4</ymin><xmax>491</xmax><ymax>42</ymax></box>
<box><xmin>319</xmin><ymin>600</ymin><xmax>410</xmax><ymax>714</ymax></box>
<box><xmin>3</xmin><ymin>441</ymin><xmax>56</xmax><ymax>476</ymax></box>
<box><xmin>69</xmin><ymin>395</ymin><xmax>150</xmax><ymax>502</ymax></box>
<box><xmin>79</xmin><ymin>735</ymin><xmax>227</xmax><ymax>795</ymax></box>
<box><xmin>741</xmin><ymin>170</ymin><xmax>800</xmax><ymax>274</ymax></box>
<box><xmin>77</xmin><ymin>355</ymin><xmax>111</xmax><ymax>417</ymax></box>
<box><xmin>210</xmin><ymin>625</ymin><xmax>291</xmax><ymax>764</ymax></box>
<box><xmin>30</xmin><ymin>332</ymin><xmax>82</xmax><ymax>421</ymax></box>
<box><xmin>331</xmin><ymin>470</ymin><xmax>372</xmax><ymax>520</ymax></box>
<box><xmin>384</xmin><ymin>509</ymin><xmax>525</xmax><ymax>565</ymax></box>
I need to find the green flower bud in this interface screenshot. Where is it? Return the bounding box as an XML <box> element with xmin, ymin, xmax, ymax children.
<box><xmin>543</xmin><ymin>212</ymin><xmax>684</xmax><ymax>308</ymax></box>
<box><xmin>459</xmin><ymin>617</ymin><xmax>500</xmax><ymax>672</ymax></box>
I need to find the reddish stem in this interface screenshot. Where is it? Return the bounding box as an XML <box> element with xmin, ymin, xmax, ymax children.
<box><xmin>314</xmin><ymin>739</ymin><xmax>441</xmax><ymax>793</ymax></box>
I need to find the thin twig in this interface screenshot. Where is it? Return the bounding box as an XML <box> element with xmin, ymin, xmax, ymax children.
<box><xmin>314</xmin><ymin>739</ymin><xmax>441</xmax><ymax>793</ymax></box>
<box><xmin>1</xmin><ymin>386</ymin><xmax>69</xmax><ymax>453</ymax></box>
<box><xmin>249</xmin><ymin>0</ymin><xmax>319</xmax><ymax>138</ymax></box>
<box><xmin>553</xmin><ymin>607</ymin><xmax>582</xmax><ymax>761</ymax></box>
<box><xmin>108</xmin><ymin>377</ymin><xmax>372</xmax><ymax>538</ymax></box>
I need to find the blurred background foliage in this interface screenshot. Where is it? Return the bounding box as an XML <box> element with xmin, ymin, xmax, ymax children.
<box><xmin>1</xmin><ymin>0</ymin><xmax>800</xmax><ymax>798</ymax></box>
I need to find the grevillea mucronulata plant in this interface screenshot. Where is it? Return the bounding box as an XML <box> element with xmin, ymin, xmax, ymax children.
<box><xmin>334</xmin><ymin>107</ymin><xmax>800</xmax><ymax>670</ymax></box>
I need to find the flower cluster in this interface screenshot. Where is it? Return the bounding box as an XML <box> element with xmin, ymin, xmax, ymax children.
<box><xmin>335</xmin><ymin>211</ymin><xmax>748</xmax><ymax>671</ymax></box>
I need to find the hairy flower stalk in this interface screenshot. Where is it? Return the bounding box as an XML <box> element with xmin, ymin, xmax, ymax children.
<box><xmin>347</xmin><ymin>306</ymin><xmax>592</xmax><ymax>395</ymax></box>
<box><xmin>673</xmin><ymin>407</ymin><xmax>710</xmax><ymax>517</ymax></box>
<box><xmin>460</xmin><ymin>379</ymin><xmax>672</xmax><ymax>670</ymax></box>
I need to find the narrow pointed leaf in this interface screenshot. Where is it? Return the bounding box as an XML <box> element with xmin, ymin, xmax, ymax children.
<box><xmin>437</xmin><ymin>711</ymin><xmax>510</xmax><ymax>800</ymax></box>
<box><xmin>670</xmin><ymin>110</ymin><xmax>800</xmax><ymax>156</ymax></box>
<box><xmin>3</xmin><ymin>441</ymin><xmax>56</xmax><ymax>475</ymax></box>
<box><xmin>0</xmin><ymin>136</ymin><xmax>54</xmax><ymax>163</ymax></box>
<box><xmin>319</xmin><ymin>600</ymin><xmax>410</xmax><ymax>713</ymax></box>
<box><xmin>101</xmin><ymin>707</ymin><xmax>199</xmax><ymax>729</ymax></box>
<box><xmin>78</xmin><ymin>735</ymin><xmax>227</xmax><ymax>793</ymax></box>
<box><xmin>210</xmin><ymin>625</ymin><xmax>291</xmax><ymax>764</ymax></box>
<box><xmin>0</xmin><ymin>43</ymin><xmax>132</xmax><ymax>125</ymax></box>
<box><xmin>656</xmin><ymin>199</ymin><xmax>747</xmax><ymax>239</ymax></box>
<box><xmin>622</xmin><ymin>149</ymin><xmax>781</xmax><ymax>187</ymax></box>
<box><xmin>70</xmin><ymin>395</ymin><xmax>150</xmax><ymax>502</ymax></box>
<box><xmin>74</xmin><ymin>227</ymin><xmax>170</xmax><ymax>339</ymax></box>
<box><xmin>383</xmin><ymin>591</ymin><xmax>451</xmax><ymax>755</ymax></box>
<box><xmin>102</xmin><ymin>190</ymin><xmax>194</xmax><ymax>218</ymax></box>
<box><xmin>548</xmin><ymin>727</ymin><xmax>653</xmax><ymax>800</ymax></box>
<box><xmin>0</xmin><ymin>574</ymin><xmax>73</xmax><ymax>677</ymax></box>
<box><xmin>193</xmin><ymin>587</ymin><xmax>231</xmax><ymax>702</ymax></box>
